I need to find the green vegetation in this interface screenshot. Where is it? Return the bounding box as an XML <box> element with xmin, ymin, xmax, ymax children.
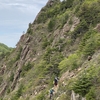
<box><xmin>42</xmin><ymin>37</ymin><xmax>50</xmax><ymax>49</ymax></box>
<box><xmin>11</xmin><ymin>84</ymin><xmax>23</xmax><ymax>100</ymax></box>
<box><xmin>86</xmin><ymin>87</ymin><xmax>96</xmax><ymax>100</ymax></box>
<box><xmin>36</xmin><ymin>91</ymin><xmax>46</xmax><ymax>100</ymax></box>
<box><xmin>79</xmin><ymin>30</ymin><xmax>100</xmax><ymax>57</ymax></box>
<box><xmin>0</xmin><ymin>43</ymin><xmax>13</xmax><ymax>59</ymax></box>
<box><xmin>71</xmin><ymin>20</ymin><xmax>88</xmax><ymax>40</ymax></box>
<box><xmin>72</xmin><ymin>74</ymin><xmax>92</xmax><ymax>97</ymax></box>
<box><xmin>21</xmin><ymin>62</ymin><xmax>33</xmax><ymax>77</ymax></box>
<box><xmin>78</xmin><ymin>1</ymin><xmax>100</xmax><ymax>26</ymax></box>
<box><xmin>9</xmin><ymin>72</ymin><xmax>14</xmax><ymax>82</ymax></box>
<box><xmin>48</xmin><ymin>18</ymin><xmax>56</xmax><ymax>32</ymax></box>
<box><xmin>58</xmin><ymin>53</ymin><xmax>82</xmax><ymax>73</ymax></box>
<box><xmin>0</xmin><ymin>77</ymin><xmax>3</xmax><ymax>85</ymax></box>
<box><xmin>72</xmin><ymin>65</ymin><xmax>100</xmax><ymax>97</ymax></box>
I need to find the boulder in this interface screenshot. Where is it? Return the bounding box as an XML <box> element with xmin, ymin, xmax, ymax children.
<box><xmin>95</xmin><ymin>23</ymin><xmax>100</xmax><ymax>32</ymax></box>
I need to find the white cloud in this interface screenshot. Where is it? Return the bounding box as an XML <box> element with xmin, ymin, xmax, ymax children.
<box><xmin>0</xmin><ymin>0</ymin><xmax>48</xmax><ymax>13</ymax></box>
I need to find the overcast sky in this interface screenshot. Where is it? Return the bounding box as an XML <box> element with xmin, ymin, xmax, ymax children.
<box><xmin>0</xmin><ymin>0</ymin><xmax>48</xmax><ymax>47</ymax></box>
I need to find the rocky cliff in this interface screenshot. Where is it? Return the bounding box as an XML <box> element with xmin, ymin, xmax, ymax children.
<box><xmin>0</xmin><ymin>0</ymin><xmax>100</xmax><ymax>100</ymax></box>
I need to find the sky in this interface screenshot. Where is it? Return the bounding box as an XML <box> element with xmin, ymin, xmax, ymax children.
<box><xmin>0</xmin><ymin>0</ymin><xmax>48</xmax><ymax>47</ymax></box>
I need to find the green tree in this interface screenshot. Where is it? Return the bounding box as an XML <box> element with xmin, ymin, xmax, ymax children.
<box><xmin>86</xmin><ymin>87</ymin><xmax>96</xmax><ymax>100</ymax></box>
<box><xmin>48</xmin><ymin>18</ymin><xmax>56</xmax><ymax>32</ymax></box>
<box><xmin>72</xmin><ymin>74</ymin><xmax>92</xmax><ymax>97</ymax></box>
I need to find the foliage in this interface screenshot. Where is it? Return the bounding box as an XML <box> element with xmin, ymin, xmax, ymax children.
<box><xmin>42</xmin><ymin>37</ymin><xmax>50</xmax><ymax>49</ymax></box>
<box><xmin>72</xmin><ymin>74</ymin><xmax>92</xmax><ymax>97</ymax></box>
<box><xmin>84</xmin><ymin>0</ymin><xmax>98</xmax><ymax>4</ymax></box>
<box><xmin>78</xmin><ymin>1</ymin><xmax>100</xmax><ymax>26</ymax></box>
<box><xmin>9</xmin><ymin>72</ymin><xmax>14</xmax><ymax>82</ymax></box>
<box><xmin>71</xmin><ymin>20</ymin><xmax>88</xmax><ymax>40</ymax></box>
<box><xmin>59</xmin><ymin>53</ymin><xmax>81</xmax><ymax>73</ymax></box>
<box><xmin>36</xmin><ymin>60</ymin><xmax>47</xmax><ymax>75</ymax></box>
<box><xmin>60</xmin><ymin>0</ymin><xmax>74</xmax><ymax>10</ymax></box>
<box><xmin>0</xmin><ymin>43</ymin><xmax>12</xmax><ymax>52</ymax></box>
<box><xmin>79</xmin><ymin>30</ymin><xmax>100</xmax><ymax>57</ymax></box>
<box><xmin>7</xmin><ymin>88</ymin><xmax>10</xmax><ymax>94</ymax></box>
<box><xmin>58</xmin><ymin>11</ymin><xmax>69</xmax><ymax>28</ymax></box>
<box><xmin>72</xmin><ymin>65</ymin><xmax>99</xmax><ymax>97</ymax></box>
<box><xmin>48</xmin><ymin>18</ymin><xmax>56</xmax><ymax>32</ymax></box>
<box><xmin>36</xmin><ymin>92</ymin><xmax>46</xmax><ymax>100</ymax></box>
<box><xmin>23</xmin><ymin>63</ymin><xmax>32</xmax><ymax>71</ymax></box>
<box><xmin>45</xmin><ymin>53</ymin><xmax>63</xmax><ymax>76</ymax></box>
<box><xmin>21</xmin><ymin>62</ymin><xmax>33</xmax><ymax>77</ymax></box>
<box><xmin>27</xmin><ymin>28</ymin><xmax>33</xmax><ymax>34</ymax></box>
<box><xmin>36</xmin><ymin>12</ymin><xmax>48</xmax><ymax>23</ymax></box>
<box><xmin>47</xmin><ymin>3</ymin><xmax>61</xmax><ymax>18</ymax></box>
<box><xmin>41</xmin><ymin>46</ymin><xmax>64</xmax><ymax>76</ymax></box>
<box><xmin>11</xmin><ymin>84</ymin><xmax>23</xmax><ymax>100</ymax></box>
<box><xmin>58</xmin><ymin>58</ymin><xmax>68</xmax><ymax>71</ymax></box>
<box><xmin>56</xmin><ymin>93</ymin><xmax>70</xmax><ymax>100</ymax></box>
<box><xmin>0</xmin><ymin>98</ymin><xmax>3</xmax><ymax>100</ymax></box>
<box><xmin>0</xmin><ymin>43</ymin><xmax>13</xmax><ymax>59</ymax></box>
<box><xmin>86</xmin><ymin>87</ymin><xmax>96</xmax><ymax>100</ymax></box>
<box><xmin>36</xmin><ymin>0</ymin><xmax>74</xmax><ymax>24</ymax></box>
<box><xmin>16</xmin><ymin>47</ymin><xmax>22</xmax><ymax>61</ymax></box>
<box><xmin>0</xmin><ymin>77</ymin><xmax>3</xmax><ymax>85</ymax></box>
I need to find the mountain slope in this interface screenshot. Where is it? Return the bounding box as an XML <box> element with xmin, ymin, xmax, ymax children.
<box><xmin>0</xmin><ymin>0</ymin><xmax>100</xmax><ymax>100</ymax></box>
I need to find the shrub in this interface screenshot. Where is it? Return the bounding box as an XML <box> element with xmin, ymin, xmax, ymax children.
<box><xmin>71</xmin><ymin>20</ymin><xmax>88</xmax><ymax>40</ymax></box>
<box><xmin>0</xmin><ymin>77</ymin><xmax>3</xmax><ymax>85</ymax></box>
<box><xmin>23</xmin><ymin>63</ymin><xmax>32</xmax><ymax>71</ymax></box>
<box><xmin>47</xmin><ymin>4</ymin><xmax>60</xmax><ymax>18</ymax></box>
<box><xmin>58</xmin><ymin>58</ymin><xmax>68</xmax><ymax>71</ymax></box>
<box><xmin>72</xmin><ymin>66</ymin><xmax>98</xmax><ymax>97</ymax></box>
<box><xmin>9</xmin><ymin>72</ymin><xmax>14</xmax><ymax>82</ymax></box>
<box><xmin>21</xmin><ymin>62</ymin><xmax>33</xmax><ymax>77</ymax></box>
<box><xmin>0</xmin><ymin>98</ymin><xmax>3</xmax><ymax>100</ymax></box>
<box><xmin>7</xmin><ymin>88</ymin><xmax>10</xmax><ymax>94</ymax></box>
<box><xmin>79</xmin><ymin>30</ymin><xmax>100</xmax><ymax>57</ymax></box>
<box><xmin>61</xmin><ymin>0</ymin><xmax>74</xmax><ymax>10</ymax></box>
<box><xmin>45</xmin><ymin>63</ymin><xmax>60</xmax><ymax>76</ymax></box>
<box><xmin>43</xmin><ymin>47</ymin><xmax>64</xmax><ymax>76</ymax></box>
<box><xmin>36</xmin><ymin>92</ymin><xmax>46</xmax><ymax>100</ymax></box>
<box><xmin>42</xmin><ymin>38</ymin><xmax>50</xmax><ymax>49</ymax></box>
<box><xmin>11</xmin><ymin>84</ymin><xmax>23</xmax><ymax>100</ymax></box>
<box><xmin>59</xmin><ymin>53</ymin><xmax>81</xmax><ymax>73</ymax></box>
<box><xmin>43</xmin><ymin>47</ymin><xmax>53</xmax><ymax>63</ymax></box>
<box><xmin>44</xmin><ymin>53</ymin><xmax>63</xmax><ymax>76</ymax></box>
<box><xmin>36</xmin><ymin>12</ymin><xmax>48</xmax><ymax>23</ymax></box>
<box><xmin>59</xmin><ymin>12</ymin><xmax>69</xmax><ymax>28</ymax></box>
<box><xmin>13</xmin><ymin>46</ymin><xmax>22</xmax><ymax>62</ymax></box>
<box><xmin>27</xmin><ymin>28</ymin><xmax>33</xmax><ymax>34</ymax></box>
<box><xmin>68</xmin><ymin>18</ymin><xmax>73</xmax><ymax>25</ymax></box>
<box><xmin>48</xmin><ymin>18</ymin><xmax>56</xmax><ymax>32</ymax></box>
<box><xmin>79</xmin><ymin>2</ymin><xmax>100</xmax><ymax>26</ymax></box>
<box><xmin>36</xmin><ymin>60</ymin><xmax>47</xmax><ymax>73</ymax></box>
<box><xmin>72</xmin><ymin>74</ymin><xmax>92</xmax><ymax>97</ymax></box>
<box><xmin>83</xmin><ymin>41</ymin><xmax>95</xmax><ymax>56</ymax></box>
<box><xmin>57</xmin><ymin>93</ymin><xmax>70</xmax><ymax>100</ymax></box>
<box><xmin>86</xmin><ymin>87</ymin><xmax>96</xmax><ymax>100</ymax></box>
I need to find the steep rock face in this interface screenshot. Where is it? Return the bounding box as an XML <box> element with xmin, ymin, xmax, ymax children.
<box><xmin>70</xmin><ymin>16</ymin><xmax>80</xmax><ymax>32</ymax></box>
<box><xmin>0</xmin><ymin>83</ymin><xmax>7</xmax><ymax>96</ymax></box>
<box><xmin>95</xmin><ymin>23</ymin><xmax>100</xmax><ymax>32</ymax></box>
<box><xmin>0</xmin><ymin>65</ymin><xmax>6</xmax><ymax>75</ymax></box>
<box><xmin>71</xmin><ymin>90</ymin><xmax>86</xmax><ymax>100</ymax></box>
